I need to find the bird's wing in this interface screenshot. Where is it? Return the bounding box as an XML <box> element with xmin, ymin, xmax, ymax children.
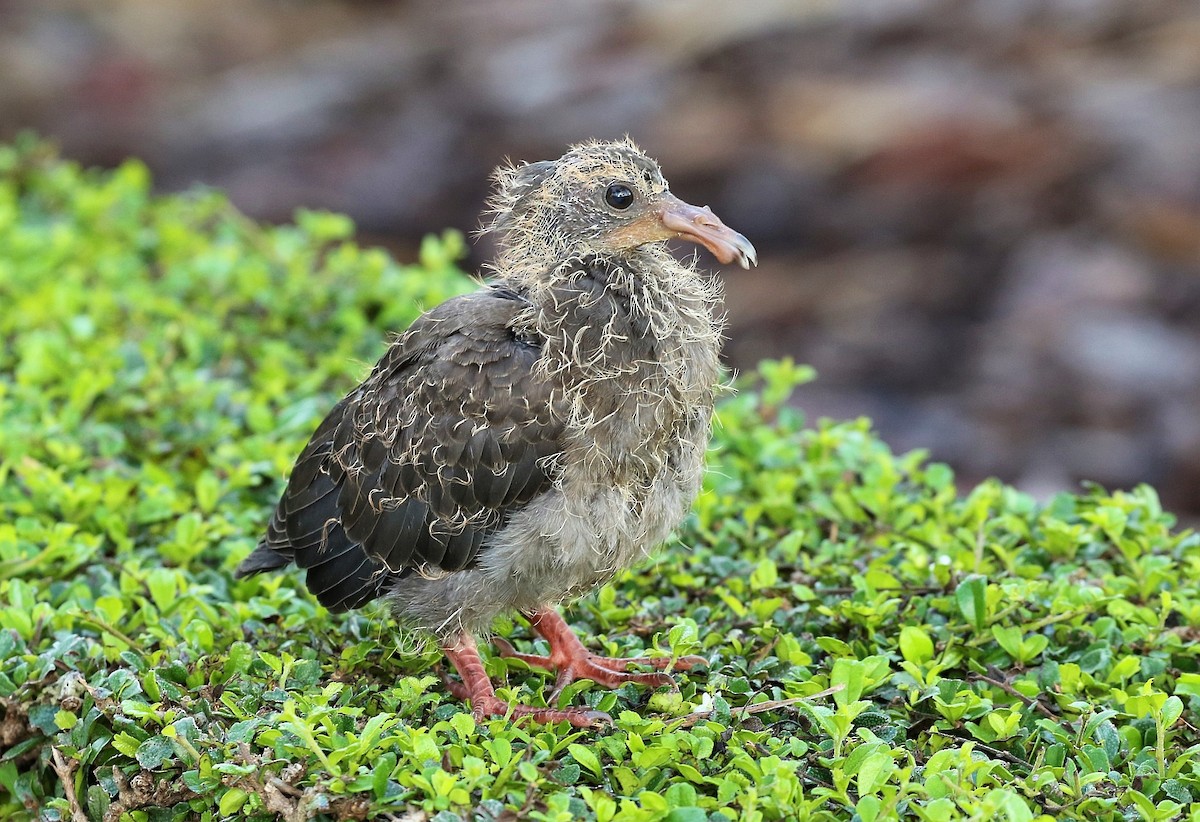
<box><xmin>247</xmin><ymin>287</ymin><xmax>565</xmax><ymax>612</ymax></box>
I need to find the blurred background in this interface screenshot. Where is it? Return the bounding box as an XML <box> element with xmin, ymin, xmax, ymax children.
<box><xmin>3</xmin><ymin>0</ymin><xmax>1199</xmax><ymax>516</ymax></box>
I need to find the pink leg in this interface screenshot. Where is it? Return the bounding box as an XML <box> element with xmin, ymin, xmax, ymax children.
<box><xmin>441</xmin><ymin>632</ymin><xmax>611</xmax><ymax>728</ymax></box>
<box><xmin>493</xmin><ymin>608</ymin><xmax>708</xmax><ymax>700</ymax></box>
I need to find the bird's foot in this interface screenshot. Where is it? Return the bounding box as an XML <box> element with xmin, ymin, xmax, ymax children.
<box><xmin>497</xmin><ymin>607</ymin><xmax>707</xmax><ymax>701</ymax></box>
<box><xmin>493</xmin><ymin>636</ymin><xmax>682</xmax><ymax>693</ymax></box>
<box><xmin>442</xmin><ymin>632</ymin><xmax>612</xmax><ymax>728</ymax></box>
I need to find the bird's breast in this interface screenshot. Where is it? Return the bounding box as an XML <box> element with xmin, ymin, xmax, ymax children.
<box><xmin>479</xmin><ymin>257</ymin><xmax>723</xmax><ymax>606</ymax></box>
<box><xmin>479</xmin><ymin>423</ymin><xmax>710</xmax><ymax>609</ymax></box>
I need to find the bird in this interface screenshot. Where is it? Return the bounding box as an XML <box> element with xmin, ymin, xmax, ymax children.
<box><xmin>235</xmin><ymin>137</ymin><xmax>756</xmax><ymax>727</ymax></box>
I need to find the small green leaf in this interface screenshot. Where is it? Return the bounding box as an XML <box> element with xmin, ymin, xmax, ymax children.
<box><xmin>991</xmin><ymin>625</ymin><xmax>1023</xmax><ymax>658</ymax></box>
<box><xmin>86</xmin><ymin>784</ymin><xmax>112</xmax><ymax>821</ymax></box>
<box><xmin>220</xmin><ymin>642</ymin><xmax>253</xmax><ymax>684</ymax></box>
<box><xmin>111</xmin><ymin>732</ymin><xmax>142</xmax><ymax>758</ymax></box>
<box><xmin>856</xmin><ymin>795</ymin><xmax>882</xmax><ymax>822</ymax></box>
<box><xmin>372</xmin><ymin>751</ymin><xmax>398</xmax><ymax>800</ymax></box>
<box><xmin>831</xmin><ymin>656</ymin><xmax>890</xmax><ymax>708</ymax></box>
<box><xmin>287</xmin><ymin>658</ymin><xmax>322</xmax><ymax>688</ymax></box>
<box><xmin>195</xmin><ymin>472</ymin><xmax>221</xmax><ymax>513</ymax></box>
<box><xmin>1161</xmin><ymin>695</ymin><xmax>1184</xmax><ymax>727</ymax></box>
<box><xmin>181</xmin><ymin>619</ymin><xmax>214</xmax><ymax>652</ymax></box>
<box><xmin>899</xmin><ymin>626</ymin><xmax>934</xmax><ymax>664</ymax></box>
<box><xmin>854</xmin><ymin>751</ymin><xmax>895</xmax><ymax>796</ymax></box>
<box><xmin>1163</xmin><ymin>779</ymin><xmax>1192</xmax><ymax>804</ymax></box>
<box><xmin>448</xmin><ymin>711</ymin><xmax>475</xmax><ymax>740</ymax></box>
<box><xmin>145</xmin><ymin>568</ymin><xmax>178</xmax><ymax>613</ymax></box>
<box><xmin>1094</xmin><ymin>720</ymin><xmax>1121</xmax><ymax>761</ymax></box>
<box><xmin>135</xmin><ymin>735</ymin><xmax>175</xmax><ymax>770</ymax></box>
<box><xmin>568</xmin><ymin>743</ymin><xmax>604</xmax><ymax>778</ymax></box>
<box><xmin>1175</xmin><ymin>672</ymin><xmax>1200</xmax><ymax>698</ymax></box>
<box><xmin>749</xmin><ymin>558</ymin><xmax>778</xmax><ymax>591</ymax></box>
<box><xmin>1126</xmin><ymin>790</ymin><xmax>1155</xmax><ymax>818</ymax></box>
<box><xmin>219</xmin><ymin>787</ymin><xmax>249</xmax><ymax>816</ymax></box>
<box><xmin>486</xmin><ymin>737</ymin><xmax>513</xmax><ymax>769</ymax></box>
<box><xmin>956</xmin><ymin>575</ymin><xmax>988</xmax><ymax>631</ymax></box>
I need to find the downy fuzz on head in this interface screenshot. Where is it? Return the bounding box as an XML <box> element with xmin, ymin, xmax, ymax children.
<box><xmin>481</xmin><ymin>137</ymin><xmax>755</xmax><ymax>288</ymax></box>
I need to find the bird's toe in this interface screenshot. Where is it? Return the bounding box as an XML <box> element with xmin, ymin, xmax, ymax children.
<box><xmin>549</xmin><ymin>658</ymin><xmax>676</xmax><ymax>699</ymax></box>
<box><xmin>469</xmin><ymin>695</ymin><xmax>612</xmax><ymax>729</ymax></box>
<box><xmin>492</xmin><ymin>636</ymin><xmax>554</xmax><ymax>670</ymax></box>
<box><xmin>591</xmin><ymin>653</ymin><xmax>709</xmax><ymax>673</ymax></box>
<box><xmin>439</xmin><ymin>668</ymin><xmax>471</xmax><ymax>701</ymax></box>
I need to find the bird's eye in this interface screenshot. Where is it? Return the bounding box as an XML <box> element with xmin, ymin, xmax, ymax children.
<box><xmin>604</xmin><ymin>183</ymin><xmax>634</xmax><ymax>210</ymax></box>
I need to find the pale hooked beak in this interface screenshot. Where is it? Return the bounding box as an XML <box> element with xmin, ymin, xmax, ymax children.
<box><xmin>658</xmin><ymin>194</ymin><xmax>757</xmax><ymax>269</ymax></box>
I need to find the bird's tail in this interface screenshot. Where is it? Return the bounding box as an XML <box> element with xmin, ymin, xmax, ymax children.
<box><xmin>234</xmin><ymin>541</ymin><xmax>292</xmax><ymax>578</ymax></box>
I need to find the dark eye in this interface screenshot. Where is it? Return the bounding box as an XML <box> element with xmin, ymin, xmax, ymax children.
<box><xmin>604</xmin><ymin>183</ymin><xmax>634</xmax><ymax>210</ymax></box>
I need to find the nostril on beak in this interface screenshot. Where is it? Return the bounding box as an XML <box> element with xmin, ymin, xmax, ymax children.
<box><xmin>658</xmin><ymin>196</ymin><xmax>755</xmax><ymax>268</ymax></box>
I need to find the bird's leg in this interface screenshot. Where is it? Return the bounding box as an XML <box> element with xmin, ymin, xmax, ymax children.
<box><xmin>493</xmin><ymin>607</ymin><xmax>707</xmax><ymax>701</ymax></box>
<box><xmin>441</xmin><ymin>631</ymin><xmax>611</xmax><ymax>728</ymax></box>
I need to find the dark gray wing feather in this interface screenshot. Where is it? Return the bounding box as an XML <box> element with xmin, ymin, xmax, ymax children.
<box><xmin>236</xmin><ymin>287</ymin><xmax>564</xmax><ymax>612</ymax></box>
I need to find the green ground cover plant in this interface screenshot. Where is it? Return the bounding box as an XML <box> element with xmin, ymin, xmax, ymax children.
<box><xmin>1</xmin><ymin>137</ymin><xmax>1199</xmax><ymax>821</ymax></box>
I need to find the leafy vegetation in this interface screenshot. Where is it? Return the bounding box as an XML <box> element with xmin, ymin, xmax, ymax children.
<box><xmin>1</xmin><ymin>138</ymin><xmax>1199</xmax><ymax>821</ymax></box>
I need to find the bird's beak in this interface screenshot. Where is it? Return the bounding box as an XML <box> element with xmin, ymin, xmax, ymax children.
<box><xmin>658</xmin><ymin>193</ymin><xmax>757</xmax><ymax>269</ymax></box>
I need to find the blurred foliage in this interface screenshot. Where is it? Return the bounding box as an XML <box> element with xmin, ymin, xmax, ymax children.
<box><xmin>1</xmin><ymin>138</ymin><xmax>1199</xmax><ymax>821</ymax></box>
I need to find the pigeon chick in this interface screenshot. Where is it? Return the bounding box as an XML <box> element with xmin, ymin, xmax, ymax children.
<box><xmin>236</xmin><ymin>138</ymin><xmax>756</xmax><ymax>727</ymax></box>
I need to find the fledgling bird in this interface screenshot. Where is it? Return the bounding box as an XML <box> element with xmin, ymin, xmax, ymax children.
<box><xmin>236</xmin><ymin>138</ymin><xmax>756</xmax><ymax>727</ymax></box>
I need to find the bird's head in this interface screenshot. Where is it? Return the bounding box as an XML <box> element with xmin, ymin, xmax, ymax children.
<box><xmin>484</xmin><ymin>138</ymin><xmax>756</xmax><ymax>271</ymax></box>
